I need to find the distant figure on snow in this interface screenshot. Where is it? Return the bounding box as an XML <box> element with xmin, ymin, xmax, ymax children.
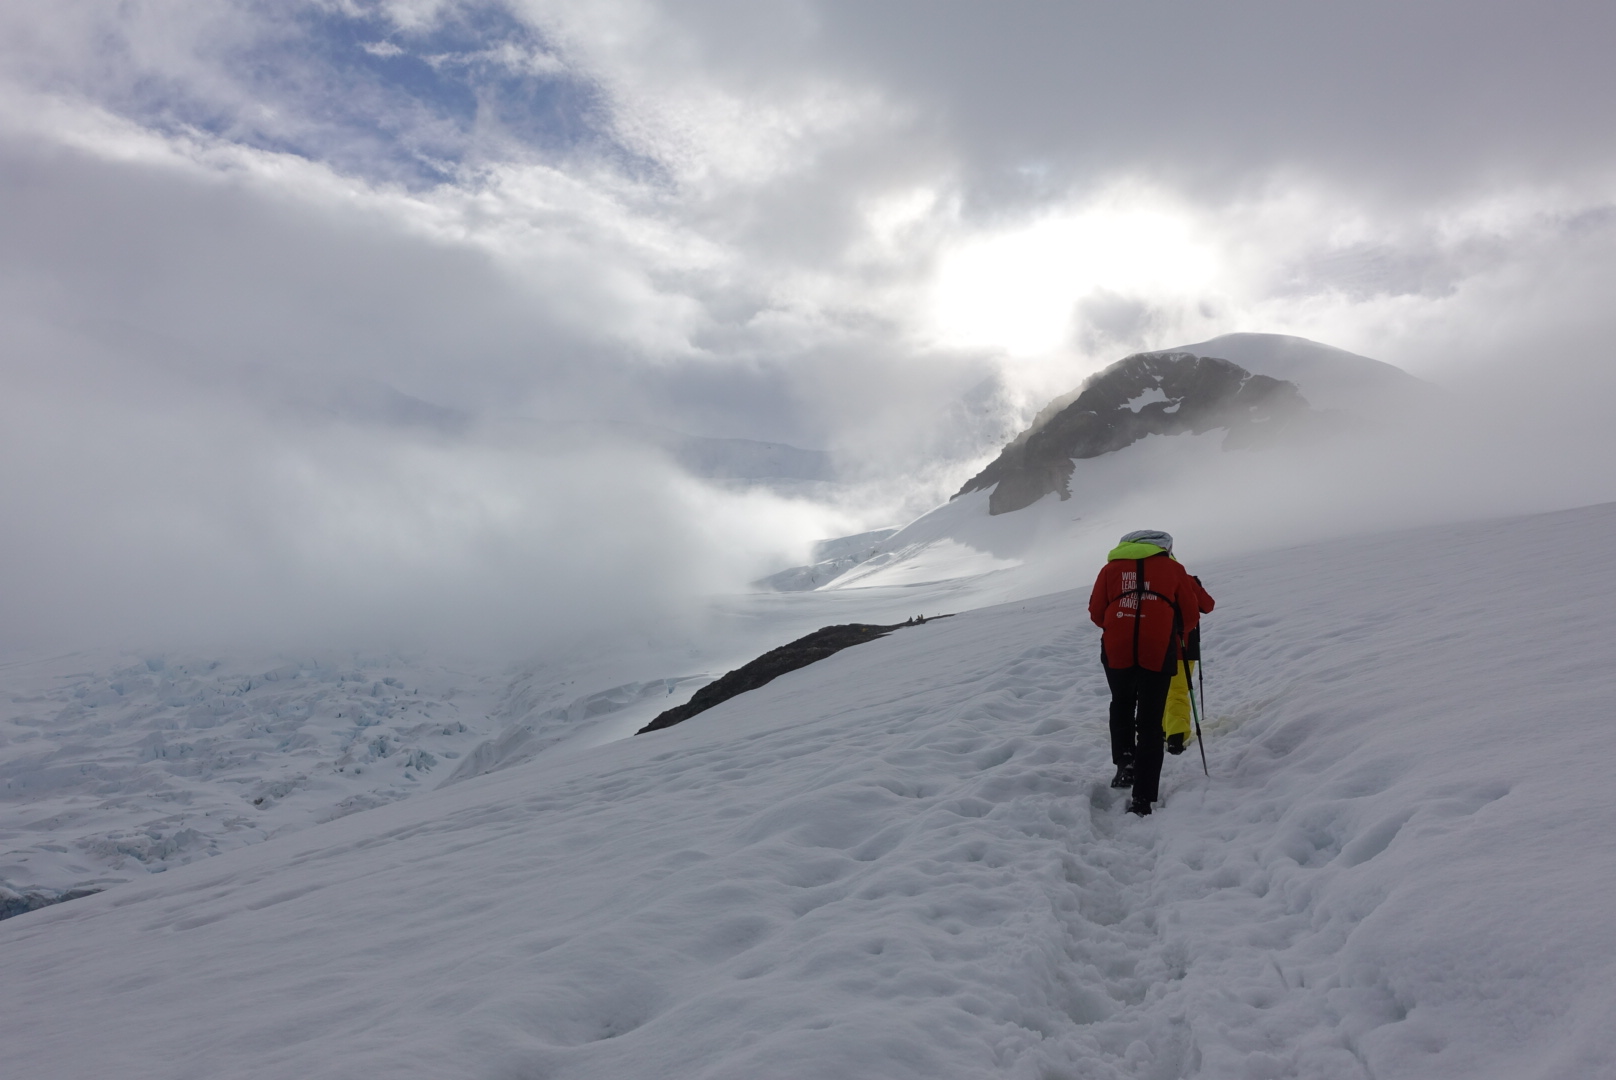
<box><xmin>1088</xmin><ymin>529</ymin><xmax>1215</xmax><ymax>816</ymax></box>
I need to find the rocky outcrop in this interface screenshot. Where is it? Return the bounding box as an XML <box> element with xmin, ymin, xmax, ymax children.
<box><xmin>955</xmin><ymin>351</ymin><xmax>1309</xmax><ymax>515</ymax></box>
<box><xmin>637</xmin><ymin>617</ymin><xmax>948</xmax><ymax>734</ymax></box>
<box><xmin>0</xmin><ymin>885</ymin><xmax>101</xmax><ymax>922</ymax></box>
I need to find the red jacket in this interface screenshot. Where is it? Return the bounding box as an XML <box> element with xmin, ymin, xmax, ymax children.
<box><xmin>1089</xmin><ymin>554</ymin><xmax>1214</xmax><ymax>671</ymax></box>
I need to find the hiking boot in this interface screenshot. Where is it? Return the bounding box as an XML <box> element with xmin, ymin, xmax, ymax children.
<box><xmin>1110</xmin><ymin>761</ymin><xmax>1134</xmax><ymax>788</ymax></box>
<box><xmin>1166</xmin><ymin>732</ymin><xmax>1186</xmax><ymax>756</ymax></box>
<box><xmin>1127</xmin><ymin>798</ymin><xmax>1152</xmax><ymax>816</ymax></box>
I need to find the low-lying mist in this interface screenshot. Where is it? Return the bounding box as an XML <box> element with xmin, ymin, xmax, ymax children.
<box><xmin>7</xmin><ymin>329</ymin><xmax>1612</xmax><ymax>661</ymax></box>
<box><xmin>0</xmin><ymin>367</ymin><xmax>852</xmax><ymax>659</ymax></box>
<box><xmin>992</xmin><ymin>346</ymin><xmax>1616</xmax><ymax>601</ymax></box>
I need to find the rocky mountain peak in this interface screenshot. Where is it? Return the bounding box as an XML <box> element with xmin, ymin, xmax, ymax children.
<box><xmin>955</xmin><ymin>351</ymin><xmax>1310</xmax><ymax>515</ymax></box>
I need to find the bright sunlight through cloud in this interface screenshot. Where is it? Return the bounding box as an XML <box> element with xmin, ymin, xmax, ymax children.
<box><xmin>931</xmin><ymin>199</ymin><xmax>1219</xmax><ymax>356</ymax></box>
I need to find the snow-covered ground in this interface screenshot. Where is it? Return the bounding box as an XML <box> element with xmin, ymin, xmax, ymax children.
<box><xmin>4</xmin><ymin>500</ymin><xmax>1614</xmax><ymax>1078</ymax></box>
<box><xmin>0</xmin><ymin>584</ymin><xmax>981</xmax><ymax>899</ymax></box>
<box><xmin>0</xmin><ymin>650</ymin><xmax>510</xmax><ymax>896</ymax></box>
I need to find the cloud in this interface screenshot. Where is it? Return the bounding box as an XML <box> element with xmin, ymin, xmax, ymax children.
<box><xmin>0</xmin><ymin>116</ymin><xmax>854</xmax><ymax>654</ymax></box>
<box><xmin>0</xmin><ymin>317</ymin><xmax>845</xmax><ymax>655</ymax></box>
<box><xmin>1</xmin><ymin>0</ymin><xmax>1615</xmax><ymax>653</ymax></box>
<box><xmin>802</xmin><ymin>0</ymin><xmax>1616</xmax><ymax>197</ymax></box>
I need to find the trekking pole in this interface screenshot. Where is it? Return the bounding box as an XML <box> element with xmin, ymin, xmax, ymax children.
<box><xmin>1187</xmin><ymin>662</ymin><xmax>1209</xmax><ymax>777</ymax></box>
<box><xmin>1198</xmin><ymin>643</ymin><xmax>1206</xmax><ymax>725</ymax></box>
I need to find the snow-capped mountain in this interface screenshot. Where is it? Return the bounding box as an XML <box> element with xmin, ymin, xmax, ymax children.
<box><xmin>803</xmin><ymin>333</ymin><xmax>1432</xmax><ymax>594</ymax></box>
<box><xmin>952</xmin><ymin>333</ymin><xmax>1429</xmax><ymax>520</ymax></box>
<box><xmin>956</xmin><ymin>351</ymin><xmax>1312</xmax><ymax>515</ymax></box>
<box><xmin>1172</xmin><ymin>332</ymin><xmax>1434</xmax><ymax>414</ymax></box>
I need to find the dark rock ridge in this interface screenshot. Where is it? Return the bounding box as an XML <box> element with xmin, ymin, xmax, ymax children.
<box><xmin>0</xmin><ymin>886</ymin><xmax>101</xmax><ymax>922</ymax></box>
<box><xmin>955</xmin><ymin>351</ymin><xmax>1310</xmax><ymax>515</ymax></box>
<box><xmin>637</xmin><ymin>617</ymin><xmax>948</xmax><ymax>734</ymax></box>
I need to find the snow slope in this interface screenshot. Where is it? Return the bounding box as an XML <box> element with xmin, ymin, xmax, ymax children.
<box><xmin>4</xmin><ymin>501</ymin><xmax>1615</xmax><ymax>1079</ymax></box>
<box><xmin>0</xmin><ymin>587</ymin><xmax>985</xmax><ymax>899</ymax></box>
<box><xmin>823</xmin><ymin>432</ymin><xmax>1231</xmax><ymax>596</ymax></box>
<box><xmin>1169</xmin><ymin>333</ymin><xmax>1434</xmax><ymax>414</ymax></box>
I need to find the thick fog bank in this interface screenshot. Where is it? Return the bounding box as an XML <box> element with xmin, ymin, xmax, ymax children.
<box><xmin>0</xmin><ymin>367</ymin><xmax>844</xmax><ymax>657</ymax></box>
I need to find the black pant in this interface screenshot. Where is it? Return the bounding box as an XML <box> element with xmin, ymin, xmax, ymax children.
<box><xmin>1104</xmin><ymin>665</ymin><xmax>1172</xmax><ymax>803</ymax></box>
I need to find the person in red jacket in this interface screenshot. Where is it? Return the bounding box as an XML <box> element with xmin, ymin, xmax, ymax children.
<box><xmin>1088</xmin><ymin>529</ymin><xmax>1214</xmax><ymax>816</ymax></box>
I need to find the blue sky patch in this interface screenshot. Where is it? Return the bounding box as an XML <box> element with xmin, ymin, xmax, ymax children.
<box><xmin>113</xmin><ymin>1</ymin><xmax>632</xmax><ymax>188</ymax></box>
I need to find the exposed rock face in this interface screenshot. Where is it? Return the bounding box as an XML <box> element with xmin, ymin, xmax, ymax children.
<box><xmin>955</xmin><ymin>351</ymin><xmax>1310</xmax><ymax>515</ymax></box>
<box><xmin>637</xmin><ymin>618</ymin><xmax>948</xmax><ymax>734</ymax></box>
<box><xmin>0</xmin><ymin>885</ymin><xmax>101</xmax><ymax>922</ymax></box>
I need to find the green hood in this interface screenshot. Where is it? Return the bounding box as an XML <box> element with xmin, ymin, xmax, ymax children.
<box><xmin>1107</xmin><ymin>541</ymin><xmax>1169</xmax><ymax>561</ymax></box>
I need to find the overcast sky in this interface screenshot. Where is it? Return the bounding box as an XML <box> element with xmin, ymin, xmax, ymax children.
<box><xmin>3</xmin><ymin>1</ymin><xmax>1614</xmax><ymax>652</ymax></box>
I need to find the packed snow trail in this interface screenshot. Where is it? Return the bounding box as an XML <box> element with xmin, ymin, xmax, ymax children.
<box><xmin>3</xmin><ymin>503</ymin><xmax>1616</xmax><ymax>1078</ymax></box>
